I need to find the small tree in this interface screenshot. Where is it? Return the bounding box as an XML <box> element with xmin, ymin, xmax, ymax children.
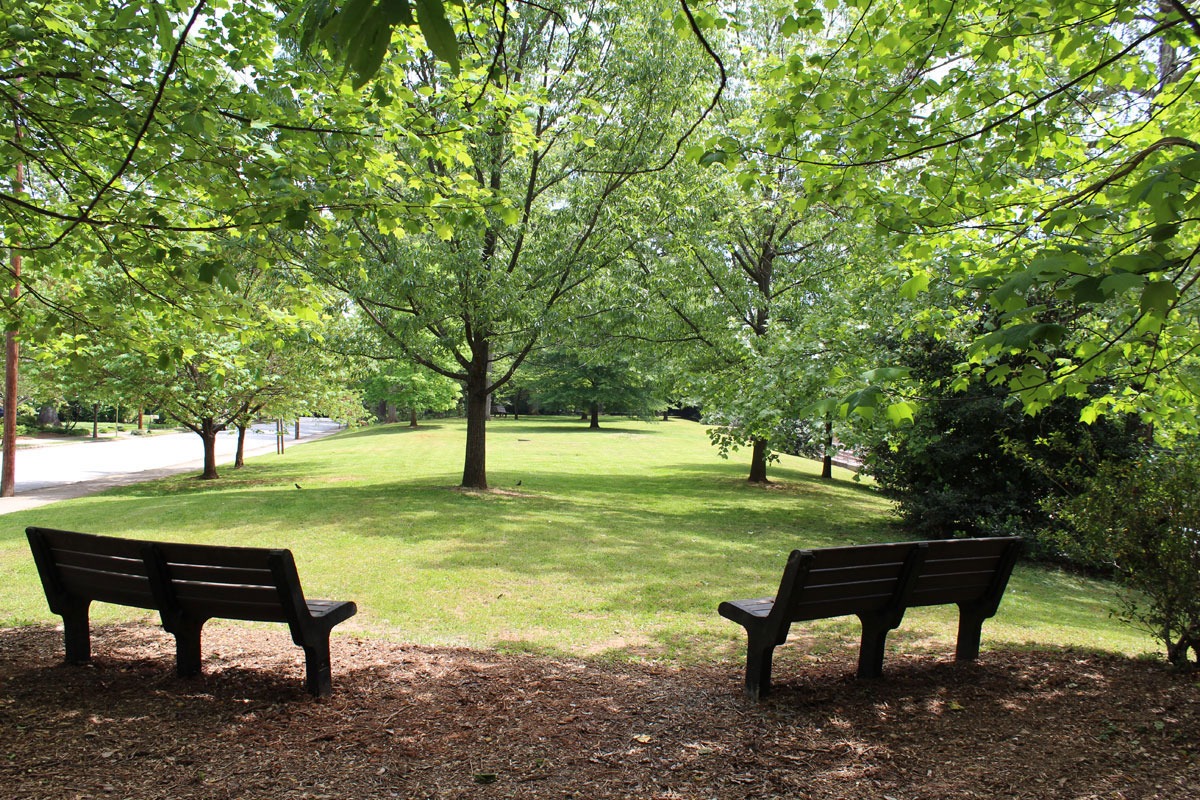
<box><xmin>362</xmin><ymin>362</ymin><xmax>460</xmax><ymax>428</ymax></box>
<box><xmin>525</xmin><ymin>347</ymin><xmax>660</xmax><ymax>429</ymax></box>
<box><xmin>1045</xmin><ymin>445</ymin><xmax>1200</xmax><ymax>668</ymax></box>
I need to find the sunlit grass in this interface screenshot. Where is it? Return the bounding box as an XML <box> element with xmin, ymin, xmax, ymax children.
<box><xmin>0</xmin><ymin>416</ymin><xmax>1157</xmax><ymax>664</ymax></box>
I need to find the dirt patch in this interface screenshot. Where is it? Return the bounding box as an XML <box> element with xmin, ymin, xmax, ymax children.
<box><xmin>1</xmin><ymin>623</ymin><xmax>1196</xmax><ymax>799</ymax></box>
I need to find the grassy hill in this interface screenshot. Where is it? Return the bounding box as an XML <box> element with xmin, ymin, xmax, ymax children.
<box><xmin>0</xmin><ymin>416</ymin><xmax>1154</xmax><ymax>663</ymax></box>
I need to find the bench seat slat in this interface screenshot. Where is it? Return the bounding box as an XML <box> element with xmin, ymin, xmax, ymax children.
<box><xmin>796</xmin><ymin>577</ymin><xmax>906</xmax><ymax>604</ymax></box>
<box><xmin>161</xmin><ymin>563</ymin><xmax>274</xmax><ymax>586</ymax></box>
<box><xmin>791</xmin><ymin>594</ymin><xmax>897</xmax><ymax>620</ymax></box>
<box><xmin>154</xmin><ymin>542</ymin><xmax>288</xmax><ymax>570</ymax></box>
<box><xmin>920</xmin><ymin>555</ymin><xmax>1006</xmax><ymax>575</ymax></box>
<box><xmin>40</xmin><ymin>530</ymin><xmax>143</xmax><ymax>557</ymax></box>
<box><xmin>171</xmin><ymin>581</ymin><xmax>281</xmax><ymax>606</ymax></box>
<box><xmin>174</xmin><ymin>596</ymin><xmax>291</xmax><ymax>622</ymax></box>
<box><xmin>57</xmin><ymin>561</ymin><xmax>153</xmax><ymax>591</ymax></box>
<box><xmin>804</xmin><ymin>543</ymin><xmax>915</xmax><ymax>570</ymax></box>
<box><xmin>56</xmin><ymin>566</ymin><xmax>158</xmax><ymax>609</ymax></box>
<box><xmin>924</xmin><ymin>538</ymin><xmax>1014</xmax><ymax>559</ymax></box>
<box><xmin>807</xmin><ymin>562</ymin><xmax>909</xmax><ymax>583</ymax></box>
<box><xmin>49</xmin><ymin>549</ymin><xmax>146</xmax><ymax>575</ymax></box>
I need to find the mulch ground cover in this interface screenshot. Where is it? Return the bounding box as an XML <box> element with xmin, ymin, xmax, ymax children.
<box><xmin>1</xmin><ymin>623</ymin><xmax>1197</xmax><ymax>799</ymax></box>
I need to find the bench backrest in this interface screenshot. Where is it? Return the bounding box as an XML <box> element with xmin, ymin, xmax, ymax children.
<box><xmin>27</xmin><ymin>527</ymin><xmax>157</xmax><ymax>612</ymax></box>
<box><xmin>146</xmin><ymin>541</ymin><xmax>303</xmax><ymax>624</ymax></box>
<box><xmin>909</xmin><ymin>537</ymin><xmax>1019</xmax><ymax>608</ymax></box>
<box><xmin>27</xmin><ymin>527</ymin><xmax>307</xmax><ymax>626</ymax></box>
<box><xmin>772</xmin><ymin>537</ymin><xmax>1020</xmax><ymax>625</ymax></box>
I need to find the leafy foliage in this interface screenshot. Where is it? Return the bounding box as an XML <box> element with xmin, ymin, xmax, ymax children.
<box><xmin>861</xmin><ymin>335</ymin><xmax>1146</xmax><ymax>542</ymax></box>
<box><xmin>1045</xmin><ymin>443</ymin><xmax>1200</xmax><ymax>667</ymax></box>
<box><xmin>755</xmin><ymin>0</ymin><xmax>1200</xmax><ymax>430</ymax></box>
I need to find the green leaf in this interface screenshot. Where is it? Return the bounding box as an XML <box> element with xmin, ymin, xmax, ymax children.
<box><xmin>885</xmin><ymin>401</ymin><xmax>915</xmax><ymax>426</ymax></box>
<box><xmin>349</xmin><ymin>21</ymin><xmax>392</xmax><ymax>88</ymax></box>
<box><xmin>415</xmin><ymin>0</ymin><xmax>459</xmax><ymax>72</ymax></box>
<box><xmin>1098</xmin><ymin>271</ymin><xmax>1145</xmax><ymax>296</ymax></box>
<box><xmin>899</xmin><ymin>273</ymin><xmax>929</xmax><ymax>299</ymax></box>
<box><xmin>1140</xmin><ymin>281</ymin><xmax>1178</xmax><ymax>315</ymax></box>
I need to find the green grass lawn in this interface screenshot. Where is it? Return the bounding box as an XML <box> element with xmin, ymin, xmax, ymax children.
<box><xmin>0</xmin><ymin>416</ymin><xmax>1156</xmax><ymax>664</ymax></box>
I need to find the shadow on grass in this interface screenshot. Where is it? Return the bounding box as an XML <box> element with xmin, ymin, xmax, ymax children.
<box><xmin>325</xmin><ymin>422</ymin><xmax>450</xmax><ymax>441</ymax></box>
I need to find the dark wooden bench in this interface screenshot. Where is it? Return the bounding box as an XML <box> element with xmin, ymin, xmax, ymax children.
<box><xmin>26</xmin><ymin>526</ymin><xmax>357</xmax><ymax>697</ymax></box>
<box><xmin>718</xmin><ymin>536</ymin><xmax>1021</xmax><ymax>700</ymax></box>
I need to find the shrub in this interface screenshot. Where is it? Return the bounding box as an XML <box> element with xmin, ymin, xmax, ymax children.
<box><xmin>1044</xmin><ymin>444</ymin><xmax>1200</xmax><ymax>668</ymax></box>
<box><xmin>860</xmin><ymin>334</ymin><xmax>1144</xmax><ymax>545</ymax></box>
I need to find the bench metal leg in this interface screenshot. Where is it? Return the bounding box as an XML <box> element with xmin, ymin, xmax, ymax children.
<box><xmin>857</xmin><ymin>620</ymin><xmax>891</xmax><ymax>679</ymax></box>
<box><xmin>955</xmin><ymin>607</ymin><xmax>986</xmax><ymax>661</ymax></box>
<box><xmin>61</xmin><ymin>598</ymin><xmax>92</xmax><ymax>664</ymax></box>
<box><xmin>173</xmin><ymin>621</ymin><xmax>204</xmax><ymax>677</ymax></box>
<box><xmin>743</xmin><ymin>634</ymin><xmax>776</xmax><ymax>701</ymax></box>
<box><xmin>302</xmin><ymin>638</ymin><xmax>334</xmax><ymax>698</ymax></box>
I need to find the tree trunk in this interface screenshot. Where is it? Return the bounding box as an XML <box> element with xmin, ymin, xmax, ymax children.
<box><xmin>37</xmin><ymin>404</ymin><xmax>59</xmax><ymax>426</ymax></box>
<box><xmin>821</xmin><ymin>417</ymin><xmax>834</xmax><ymax>480</ymax></box>
<box><xmin>461</xmin><ymin>338</ymin><xmax>492</xmax><ymax>489</ymax></box>
<box><xmin>234</xmin><ymin>424</ymin><xmax>247</xmax><ymax>468</ymax></box>
<box><xmin>409</xmin><ymin>407</ymin><xmax>419</xmax><ymax>428</ymax></box>
<box><xmin>589</xmin><ymin>401</ymin><xmax>600</xmax><ymax>429</ymax></box>
<box><xmin>463</xmin><ymin>386</ymin><xmax>489</xmax><ymax>489</ymax></box>
<box><xmin>662</xmin><ymin>408</ymin><xmax>669</xmax><ymax>422</ymax></box>
<box><xmin>137</xmin><ymin>407</ymin><xmax>144</xmax><ymax>431</ymax></box>
<box><xmin>199</xmin><ymin>417</ymin><xmax>222</xmax><ymax>480</ymax></box>
<box><xmin>748</xmin><ymin>437</ymin><xmax>769</xmax><ymax>483</ymax></box>
<box><xmin>1</xmin><ymin>130</ymin><xmax>23</xmax><ymax>498</ymax></box>
<box><xmin>92</xmin><ymin>403</ymin><xmax>99</xmax><ymax>440</ymax></box>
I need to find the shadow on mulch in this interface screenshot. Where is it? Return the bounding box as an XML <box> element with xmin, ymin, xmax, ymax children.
<box><xmin>0</xmin><ymin>623</ymin><xmax>1197</xmax><ymax>799</ymax></box>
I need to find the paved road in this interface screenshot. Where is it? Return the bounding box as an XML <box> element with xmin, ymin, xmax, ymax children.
<box><xmin>0</xmin><ymin>418</ymin><xmax>343</xmax><ymax>515</ymax></box>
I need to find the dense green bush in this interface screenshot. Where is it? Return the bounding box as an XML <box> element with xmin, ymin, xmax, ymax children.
<box><xmin>860</xmin><ymin>335</ymin><xmax>1144</xmax><ymax>545</ymax></box>
<box><xmin>1045</xmin><ymin>445</ymin><xmax>1200</xmax><ymax>668</ymax></box>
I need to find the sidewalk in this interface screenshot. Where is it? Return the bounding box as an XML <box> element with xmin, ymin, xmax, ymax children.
<box><xmin>0</xmin><ymin>418</ymin><xmax>343</xmax><ymax>515</ymax></box>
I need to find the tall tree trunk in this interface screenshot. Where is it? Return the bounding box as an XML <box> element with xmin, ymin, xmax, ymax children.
<box><xmin>137</xmin><ymin>408</ymin><xmax>144</xmax><ymax>431</ymax></box>
<box><xmin>199</xmin><ymin>417</ymin><xmax>221</xmax><ymax>480</ymax></box>
<box><xmin>463</xmin><ymin>388</ymin><xmax>489</xmax><ymax>489</ymax></box>
<box><xmin>662</xmin><ymin>408</ymin><xmax>669</xmax><ymax>421</ymax></box>
<box><xmin>2</xmin><ymin>101</ymin><xmax>24</xmax><ymax>497</ymax></box>
<box><xmin>821</xmin><ymin>416</ymin><xmax>834</xmax><ymax>480</ymax></box>
<box><xmin>462</xmin><ymin>345</ymin><xmax>490</xmax><ymax>489</ymax></box>
<box><xmin>409</xmin><ymin>407</ymin><xmax>419</xmax><ymax>428</ymax></box>
<box><xmin>92</xmin><ymin>403</ymin><xmax>99</xmax><ymax>439</ymax></box>
<box><xmin>748</xmin><ymin>437</ymin><xmax>769</xmax><ymax>483</ymax></box>
<box><xmin>589</xmin><ymin>401</ymin><xmax>600</xmax><ymax>429</ymax></box>
<box><xmin>234</xmin><ymin>424</ymin><xmax>247</xmax><ymax>468</ymax></box>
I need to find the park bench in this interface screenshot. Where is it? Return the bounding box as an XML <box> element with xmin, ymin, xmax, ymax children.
<box><xmin>25</xmin><ymin>526</ymin><xmax>357</xmax><ymax>697</ymax></box>
<box><xmin>718</xmin><ymin>536</ymin><xmax>1021</xmax><ymax>700</ymax></box>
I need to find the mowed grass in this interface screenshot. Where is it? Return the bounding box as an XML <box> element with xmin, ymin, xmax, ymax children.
<box><xmin>0</xmin><ymin>417</ymin><xmax>1155</xmax><ymax>664</ymax></box>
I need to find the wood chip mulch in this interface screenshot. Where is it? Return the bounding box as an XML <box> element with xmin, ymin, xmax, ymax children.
<box><xmin>1</xmin><ymin>623</ymin><xmax>1197</xmax><ymax>799</ymax></box>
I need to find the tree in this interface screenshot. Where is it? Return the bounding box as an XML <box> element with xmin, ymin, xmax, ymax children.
<box><xmin>362</xmin><ymin>361</ymin><xmax>460</xmax><ymax>427</ymax></box>
<box><xmin>626</xmin><ymin>6</ymin><xmax>891</xmax><ymax>483</ymax></box>
<box><xmin>314</xmin><ymin>1</ymin><xmax>714</xmax><ymax>489</ymax></box>
<box><xmin>751</xmin><ymin>1</ymin><xmax>1200</xmax><ymax>432</ymax></box>
<box><xmin>523</xmin><ymin>345</ymin><xmax>661</xmax><ymax>428</ymax></box>
<box><xmin>0</xmin><ymin>2</ymin><xmax>377</xmax><ymax>489</ymax></box>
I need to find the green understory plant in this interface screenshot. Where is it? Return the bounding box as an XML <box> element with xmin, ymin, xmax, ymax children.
<box><xmin>1044</xmin><ymin>443</ymin><xmax>1200</xmax><ymax>668</ymax></box>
